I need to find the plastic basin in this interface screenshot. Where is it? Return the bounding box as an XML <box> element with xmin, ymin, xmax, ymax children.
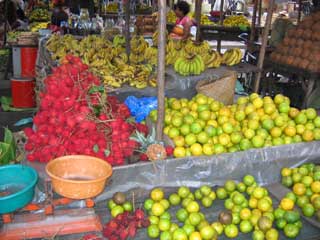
<box><xmin>0</xmin><ymin>165</ymin><xmax>38</xmax><ymax>214</ymax></box>
<box><xmin>46</xmin><ymin>155</ymin><xmax>113</xmax><ymax>200</ymax></box>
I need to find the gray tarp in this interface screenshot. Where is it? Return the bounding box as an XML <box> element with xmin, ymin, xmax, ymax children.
<box><xmin>27</xmin><ymin>141</ymin><xmax>320</xmax><ymax>202</ymax></box>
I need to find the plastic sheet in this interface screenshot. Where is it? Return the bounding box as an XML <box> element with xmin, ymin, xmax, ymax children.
<box><xmin>27</xmin><ymin>141</ymin><xmax>320</xmax><ymax>203</ymax></box>
<box><xmin>125</xmin><ymin>96</ymin><xmax>157</xmax><ymax>122</ymax></box>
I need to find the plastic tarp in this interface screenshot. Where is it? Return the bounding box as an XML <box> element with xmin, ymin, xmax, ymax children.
<box><xmin>27</xmin><ymin>141</ymin><xmax>320</xmax><ymax>202</ymax></box>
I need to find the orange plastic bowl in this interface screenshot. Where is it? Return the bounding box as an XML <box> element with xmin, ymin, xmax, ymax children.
<box><xmin>45</xmin><ymin>155</ymin><xmax>113</xmax><ymax>199</ymax></box>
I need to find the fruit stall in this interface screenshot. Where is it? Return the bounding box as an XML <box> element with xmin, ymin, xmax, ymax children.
<box><xmin>1</xmin><ymin>0</ymin><xmax>320</xmax><ymax>240</ymax></box>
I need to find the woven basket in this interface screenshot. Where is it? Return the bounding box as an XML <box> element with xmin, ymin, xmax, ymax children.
<box><xmin>195</xmin><ymin>71</ymin><xmax>237</xmax><ymax>105</ymax></box>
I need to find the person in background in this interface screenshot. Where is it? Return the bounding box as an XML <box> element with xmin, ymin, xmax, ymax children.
<box><xmin>51</xmin><ymin>0</ymin><xmax>68</xmax><ymax>27</ymax></box>
<box><xmin>169</xmin><ymin>1</ymin><xmax>195</xmax><ymax>41</ymax></box>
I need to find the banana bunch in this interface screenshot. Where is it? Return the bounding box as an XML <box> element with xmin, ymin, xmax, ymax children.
<box><xmin>222</xmin><ymin>48</ymin><xmax>242</xmax><ymax>66</ymax></box>
<box><xmin>113</xmin><ymin>35</ymin><xmax>126</xmax><ymax>47</ymax></box>
<box><xmin>184</xmin><ymin>40</ymin><xmax>211</xmax><ymax>56</ymax></box>
<box><xmin>167</xmin><ymin>10</ymin><xmax>177</xmax><ymax>24</ymax></box>
<box><xmin>203</xmin><ymin>50</ymin><xmax>222</xmax><ymax>68</ymax></box>
<box><xmin>30</xmin><ymin>22</ymin><xmax>49</xmax><ymax>32</ymax></box>
<box><xmin>106</xmin><ymin>2</ymin><xmax>118</xmax><ymax>12</ymax></box>
<box><xmin>29</xmin><ymin>8</ymin><xmax>50</xmax><ymax>22</ymax></box>
<box><xmin>174</xmin><ymin>53</ymin><xmax>205</xmax><ymax>76</ymax></box>
<box><xmin>223</xmin><ymin>15</ymin><xmax>250</xmax><ymax>27</ymax></box>
<box><xmin>145</xmin><ymin>46</ymin><xmax>158</xmax><ymax>65</ymax></box>
<box><xmin>148</xmin><ymin>77</ymin><xmax>157</xmax><ymax>87</ymax></box>
<box><xmin>190</xmin><ymin>13</ymin><xmax>213</xmax><ymax>25</ymax></box>
<box><xmin>152</xmin><ymin>30</ymin><xmax>168</xmax><ymax>46</ymax></box>
<box><xmin>130</xmin><ymin>35</ymin><xmax>148</xmax><ymax>54</ymax></box>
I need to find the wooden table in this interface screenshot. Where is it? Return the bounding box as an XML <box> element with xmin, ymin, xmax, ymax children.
<box><xmin>262</xmin><ymin>59</ymin><xmax>320</xmax><ymax>108</ymax></box>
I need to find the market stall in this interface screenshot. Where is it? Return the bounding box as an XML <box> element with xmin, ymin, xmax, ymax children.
<box><xmin>1</xmin><ymin>0</ymin><xmax>320</xmax><ymax>239</ymax></box>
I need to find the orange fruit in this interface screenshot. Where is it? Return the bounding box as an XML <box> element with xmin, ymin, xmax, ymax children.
<box><xmin>240</xmin><ymin>208</ymin><xmax>252</xmax><ymax>220</ymax></box>
<box><xmin>280</xmin><ymin>198</ymin><xmax>294</xmax><ymax>211</ymax></box>
<box><xmin>173</xmin><ymin>147</ymin><xmax>186</xmax><ymax>158</ymax></box>
<box><xmin>190</xmin><ymin>143</ymin><xmax>203</xmax><ymax>156</ymax></box>
<box><xmin>311</xmin><ymin>181</ymin><xmax>320</xmax><ymax>193</ymax></box>
<box><xmin>281</xmin><ymin>168</ymin><xmax>292</xmax><ymax>177</ymax></box>
<box><xmin>270</xmin><ymin>127</ymin><xmax>282</xmax><ymax>138</ymax></box>
<box><xmin>151</xmin><ymin>188</ymin><xmax>164</xmax><ymax>201</ymax></box>
<box><xmin>302</xmin><ymin>130</ymin><xmax>314</xmax><ymax>142</ymax></box>
<box><xmin>258</xmin><ymin>199</ymin><xmax>272</xmax><ymax>212</ymax></box>
<box><xmin>284</xmin><ymin>126</ymin><xmax>296</xmax><ymax>137</ymax></box>
<box><xmin>293</xmin><ymin>183</ymin><xmax>306</xmax><ymax>196</ymax></box>
<box><xmin>173</xmin><ymin>136</ymin><xmax>185</xmax><ymax>147</ymax></box>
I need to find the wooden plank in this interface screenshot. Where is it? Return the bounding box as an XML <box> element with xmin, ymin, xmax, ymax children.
<box><xmin>194</xmin><ymin>0</ymin><xmax>202</xmax><ymax>42</ymax></box>
<box><xmin>124</xmin><ymin>0</ymin><xmax>131</xmax><ymax>58</ymax></box>
<box><xmin>253</xmin><ymin>0</ymin><xmax>275</xmax><ymax>93</ymax></box>
<box><xmin>250</xmin><ymin>0</ymin><xmax>258</xmax><ymax>45</ymax></box>
<box><xmin>156</xmin><ymin>0</ymin><xmax>166</xmax><ymax>141</ymax></box>
<box><xmin>217</xmin><ymin>0</ymin><xmax>224</xmax><ymax>52</ymax></box>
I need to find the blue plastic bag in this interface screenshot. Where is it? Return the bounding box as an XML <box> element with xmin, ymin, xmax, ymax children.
<box><xmin>124</xmin><ymin>96</ymin><xmax>158</xmax><ymax>123</ymax></box>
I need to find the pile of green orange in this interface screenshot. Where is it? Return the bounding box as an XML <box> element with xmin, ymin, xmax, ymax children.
<box><xmin>281</xmin><ymin>163</ymin><xmax>320</xmax><ymax>219</ymax></box>
<box><xmin>149</xmin><ymin>93</ymin><xmax>320</xmax><ymax>158</ymax></box>
<box><xmin>143</xmin><ymin>174</ymin><xmax>302</xmax><ymax>240</ymax></box>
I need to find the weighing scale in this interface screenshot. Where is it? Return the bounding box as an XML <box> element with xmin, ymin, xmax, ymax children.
<box><xmin>0</xmin><ymin>180</ymin><xmax>102</xmax><ymax>239</ymax></box>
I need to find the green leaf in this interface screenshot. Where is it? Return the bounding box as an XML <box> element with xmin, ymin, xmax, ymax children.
<box><xmin>3</xmin><ymin>128</ymin><xmax>16</xmax><ymax>160</ymax></box>
<box><xmin>93</xmin><ymin>144</ymin><xmax>99</xmax><ymax>153</ymax></box>
<box><xmin>88</xmin><ymin>85</ymin><xmax>105</xmax><ymax>94</ymax></box>
<box><xmin>104</xmin><ymin>149</ymin><xmax>110</xmax><ymax>157</ymax></box>
<box><xmin>0</xmin><ymin>142</ymin><xmax>13</xmax><ymax>165</ymax></box>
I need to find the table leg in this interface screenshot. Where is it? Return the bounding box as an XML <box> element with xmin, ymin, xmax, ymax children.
<box><xmin>303</xmin><ymin>77</ymin><xmax>315</xmax><ymax>108</ymax></box>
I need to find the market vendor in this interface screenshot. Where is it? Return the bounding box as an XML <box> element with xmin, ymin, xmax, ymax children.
<box><xmin>51</xmin><ymin>0</ymin><xmax>68</xmax><ymax>27</ymax></box>
<box><xmin>169</xmin><ymin>1</ymin><xmax>195</xmax><ymax>40</ymax></box>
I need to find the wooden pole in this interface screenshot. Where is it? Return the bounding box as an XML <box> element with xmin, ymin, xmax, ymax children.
<box><xmin>298</xmin><ymin>0</ymin><xmax>302</xmax><ymax>23</ymax></box>
<box><xmin>194</xmin><ymin>0</ymin><xmax>202</xmax><ymax>42</ymax></box>
<box><xmin>249</xmin><ymin>0</ymin><xmax>258</xmax><ymax>45</ymax></box>
<box><xmin>217</xmin><ymin>0</ymin><xmax>224</xmax><ymax>53</ymax></box>
<box><xmin>253</xmin><ymin>0</ymin><xmax>274</xmax><ymax>93</ymax></box>
<box><xmin>124</xmin><ymin>0</ymin><xmax>131</xmax><ymax>59</ymax></box>
<box><xmin>258</xmin><ymin>0</ymin><xmax>262</xmax><ymax>26</ymax></box>
<box><xmin>3</xmin><ymin>0</ymin><xmax>9</xmax><ymax>46</ymax></box>
<box><xmin>156</xmin><ymin>0</ymin><xmax>166</xmax><ymax>141</ymax></box>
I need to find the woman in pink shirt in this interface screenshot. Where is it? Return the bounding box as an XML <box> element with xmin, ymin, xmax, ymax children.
<box><xmin>170</xmin><ymin>1</ymin><xmax>194</xmax><ymax>40</ymax></box>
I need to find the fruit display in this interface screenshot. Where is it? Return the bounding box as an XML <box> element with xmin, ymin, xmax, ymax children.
<box><xmin>149</xmin><ymin>93</ymin><xmax>320</xmax><ymax>158</ymax></box>
<box><xmin>46</xmin><ymin>34</ymin><xmax>155</xmax><ymax>88</ymax></box>
<box><xmin>28</xmin><ymin>8</ymin><xmax>50</xmax><ymax>22</ymax></box>
<box><xmin>29</xmin><ymin>22</ymin><xmax>49</xmax><ymax>32</ymax></box>
<box><xmin>106</xmin><ymin>2</ymin><xmax>118</xmax><ymax>13</ymax></box>
<box><xmin>24</xmin><ymin>55</ymin><xmax>151</xmax><ymax>165</ymax></box>
<box><xmin>223</xmin><ymin>15</ymin><xmax>250</xmax><ymax>28</ymax></box>
<box><xmin>270</xmin><ymin>11</ymin><xmax>320</xmax><ymax>73</ymax></box>
<box><xmin>222</xmin><ymin>48</ymin><xmax>243</xmax><ymax>66</ymax></box>
<box><xmin>139</xmin><ymin>174</ymin><xmax>302</xmax><ymax>239</ymax></box>
<box><xmin>281</xmin><ymin>163</ymin><xmax>320</xmax><ymax>220</ymax></box>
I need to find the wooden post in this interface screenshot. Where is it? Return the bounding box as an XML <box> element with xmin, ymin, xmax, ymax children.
<box><xmin>217</xmin><ymin>0</ymin><xmax>224</xmax><ymax>53</ymax></box>
<box><xmin>3</xmin><ymin>0</ymin><xmax>9</xmax><ymax>46</ymax></box>
<box><xmin>253</xmin><ymin>0</ymin><xmax>274</xmax><ymax>93</ymax></box>
<box><xmin>249</xmin><ymin>0</ymin><xmax>258</xmax><ymax>45</ymax></box>
<box><xmin>124</xmin><ymin>0</ymin><xmax>131</xmax><ymax>59</ymax></box>
<box><xmin>156</xmin><ymin>0</ymin><xmax>166</xmax><ymax>141</ymax></box>
<box><xmin>298</xmin><ymin>0</ymin><xmax>302</xmax><ymax>23</ymax></box>
<box><xmin>194</xmin><ymin>0</ymin><xmax>202</xmax><ymax>42</ymax></box>
<box><xmin>258</xmin><ymin>0</ymin><xmax>262</xmax><ymax>26</ymax></box>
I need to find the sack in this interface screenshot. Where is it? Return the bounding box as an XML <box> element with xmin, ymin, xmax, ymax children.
<box><xmin>195</xmin><ymin>71</ymin><xmax>237</xmax><ymax>105</ymax></box>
